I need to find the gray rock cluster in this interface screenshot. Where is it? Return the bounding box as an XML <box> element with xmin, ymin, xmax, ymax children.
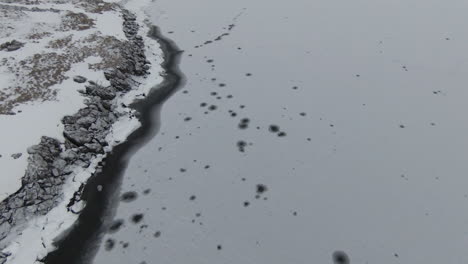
<box><xmin>0</xmin><ymin>8</ymin><xmax>153</xmax><ymax>261</ymax></box>
<box><xmin>0</xmin><ymin>40</ymin><xmax>24</xmax><ymax>52</ymax></box>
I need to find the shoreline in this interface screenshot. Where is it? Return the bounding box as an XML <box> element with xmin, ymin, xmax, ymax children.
<box><xmin>0</xmin><ymin>2</ymin><xmax>179</xmax><ymax>263</ymax></box>
<box><xmin>42</xmin><ymin>25</ymin><xmax>184</xmax><ymax>264</ymax></box>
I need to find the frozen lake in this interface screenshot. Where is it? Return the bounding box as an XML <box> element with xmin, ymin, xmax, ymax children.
<box><xmin>91</xmin><ymin>0</ymin><xmax>468</xmax><ymax>263</ymax></box>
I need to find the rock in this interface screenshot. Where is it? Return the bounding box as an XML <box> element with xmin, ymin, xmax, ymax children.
<box><xmin>10</xmin><ymin>153</ymin><xmax>22</xmax><ymax>159</ymax></box>
<box><xmin>73</xmin><ymin>76</ymin><xmax>87</xmax><ymax>83</ymax></box>
<box><xmin>63</xmin><ymin>129</ymin><xmax>93</xmax><ymax>146</ymax></box>
<box><xmin>0</xmin><ymin>40</ymin><xmax>24</xmax><ymax>52</ymax></box>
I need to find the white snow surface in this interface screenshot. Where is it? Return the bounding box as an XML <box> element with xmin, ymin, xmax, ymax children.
<box><xmin>0</xmin><ymin>0</ymin><xmax>165</xmax><ymax>262</ymax></box>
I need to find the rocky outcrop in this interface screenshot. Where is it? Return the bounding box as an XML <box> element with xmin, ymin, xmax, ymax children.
<box><xmin>0</xmin><ymin>40</ymin><xmax>24</xmax><ymax>52</ymax></box>
<box><xmin>0</xmin><ymin>7</ymin><xmax>153</xmax><ymax>260</ymax></box>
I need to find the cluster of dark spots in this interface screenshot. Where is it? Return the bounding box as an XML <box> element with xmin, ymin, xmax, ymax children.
<box><xmin>143</xmin><ymin>189</ymin><xmax>151</xmax><ymax>195</ymax></box>
<box><xmin>228</xmin><ymin>110</ymin><xmax>238</xmax><ymax>117</ymax></box>
<box><xmin>121</xmin><ymin>191</ymin><xmax>138</xmax><ymax>203</ymax></box>
<box><xmin>218</xmin><ymin>83</ymin><xmax>226</xmax><ymax>87</ymax></box>
<box><xmin>402</xmin><ymin>65</ymin><xmax>408</xmax><ymax>71</ymax></box>
<box><xmin>184</xmin><ymin>117</ymin><xmax>192</xmax><ymax>122</ymax></box>
<box><xmin>154</xmin><ymin>231</ymin><xmax>161</xmax><ymax>238</ymax></box>
<box><xmin>278</xmin><ymin>131</ymin><xmax>287</xmax><ymax>137</ymax></box>
<box><xmin>104</xmin><ymin>239</ymin><xmax>115</xmax><ymax>251</ymax></box>
<box><xmin>237</xmin><ymin>140</ymin><xmax>247</xmax><ymax>152</ymax></box>
<box><xmin>190</xmin><ymin>195</ymin><xmax>197</xmax><ymax>201</ymax></box>
<box><xmin>269</xmin><ymin>125</ymin><xmax>280</xmax><ymax>133</ymax></box>
<box><xmin>256</xmin><ymin>184</ymin><xmax>267</xmax><ymax>194</ymax></box>
<box><xmin>200</xmin><ymin>102</ymin><xmax>207</xmax><ymax>107</ymax></box>
<box><xmin>433</xmin><ymin>90</ymin><xmax>441</xmax><ymax>94</ymax></box>
<box><xmin>131</xmin><ymin>213</ymin><xmax>144</xmax><ymax>224</ymax></box>
<box><xmin>332</xmin><ymin>251</ymin><xmax>350</xmax><ymax>264</ymax></box>
<box><xmin>108</xmin><ymin>219</ymin><xmax>124</xmax><ymax>233</ymax></box>
<box><xmin>238</xmin><ymin>118</ymin><xmax>250</xmax><ymax>129</ymax></box>
<box><xmin>208</xmin><ymin>105</ymin><xmax>217</xmax><ymax>111</ymax></box>
<box><xmin>243</xmin><ymin>201</ymin><xmax>250</xmax><ymax>207</ymax></box>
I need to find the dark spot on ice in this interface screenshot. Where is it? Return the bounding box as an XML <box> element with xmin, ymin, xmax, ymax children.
<box><xmin>332</xmin><ymin>251</ymin><xmax>350</xmax><ymax>264</ymax></box>
<box><xmin>131</xmin><ymin>214</ymin><xmax>144</xmax><ymax>224</ymax></box>
<box><xmin>293</xmin><ymin>211</ymin><xmax>297</xmax><ymax>216</ymax></box>
<box><xmin>211</xmin><ymin>92</ymin><xmax>217</xmax><ymax>96</ymax></box>
<box><xmin>182</xmin><ymin>90</ymin><xmax>188</xmax><ymax>94</ymax></box>
<box><xmin>154</xmin><ymin>231</ymin><xmax>161</xmax><ymax>238</ymax></box>
<box><xmin>190</xmin><ymin>195</ymin><xmax>197</xmax><ymax>201</ymax></box>
<box><xmin>238</xmin><ymin>123</ymin><xmax>248</xmax><ymax>129</ymax></box>
<box><xmin>269</xmin><ymin>125</ymin><xmax>280</xmax><ymax>133</ymax></box>
<box><xmin>237</xmin><ymin>140</ymin><xmax>247</xmax><ymax>152</ymax></box>
<box><xmin>204</xmin><ymin>165</ymin><xmax>210</xmax><ymax>169</ymax></box>
<box><xmin>292</xmin><ymin>86</ymin><xmax>298</xmax><ymax>90</ymax></box>
<box><xmin>399</xmin><ymin>124</ymin><xmax>405</xmax><ymax>128</ymax></box>
<box><xmin>108</xmin><ymin>219</ymin><xmax>124</xmax><ymax>233</ymax></box>
<box><xmin>200</xmin><ymin>102</ymin><xmax>207</xmax><ymax>107</ymax></box>
<box><xmin>217</xmin><ymin>245</ymin><xmax>222</xmax><ymax>250</ymax></box>
<box><xmin>122</xmin><ymin>242</ymin><xmax>129</xmax><ymax>248</ymax></box>
<box><xmin>278</xmin><ymin>132</ymin><xmax>287</xmax><ymax>137</ymax></box>
<box><xmin>121</xmin><ymin>191</ymin><xmax>138</xmax><ymax>202</ymax></box>
<box><xmin>239</xmin><ymin>105</ymin><xmax>245</xmax><ymax>109</ymax></box>
<box><xmin>246</xmin><ymin>73</ymin><xmax>252</xmax><ymax>76</ymax></box>
<box><xmin>256</xmin><ymin>184</ymin><xmax>267</xmax><ymax>194</ymax></box>
<box><xmin>104</xmin><ymin>239</ymin><xmax>115</xmax><ymax>251</ymax></box>
<box><xmin>219</xmin><ymin>83</ymin><xmax>226</xmax><ymax>87</ymax></box>
<box><xmin>243</xmin><ymin>201</ymin><xmax>250</xmax><ymax>207</ymax></box>
<box><xmin>227</xmin><ymin>94</ymin><xmax>233</xmax><ymax>99</ymax></box>
<box><xmin>208</xmin><ymin>105</ymin><xmax>217</xmax><ymax>111</ymax></box>
<box><xmin>207</xmin><ymin>59</ymin><xmax>214</xmax><ymax>63</ymax></box>
<box><xmin>167</xmin><ymin>31</ymin><xmax>174</xmax><ymax>34</ymax></box>
<box><xmin>300</xmin><ymin>112</ymin><xmax>306</xmax><ymax>116</ymax></box>
<box><xmin>180</xmin><ymin>168</ymin><xmax>186</xmax><ymax>173</ymax></box>
<box><xmin>184</xmin><ymin>117</ymin><xmax>192</xmax><ymax>122</ymax></box>
<box><xmin>231</xmin><ymin>112</ymin><xmax>237</xmax><ymax>117</ymax></box>
<box><xmin>143</xmin><ymin>189</ymin><xmax>151</xmax><ymax>195</ymax></box>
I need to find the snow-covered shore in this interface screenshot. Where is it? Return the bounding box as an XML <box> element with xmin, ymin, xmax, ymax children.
<box><xmin>0</xmin><ymin>0</ymin><xmax>165</xmax><ymax>262</ymax></box>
